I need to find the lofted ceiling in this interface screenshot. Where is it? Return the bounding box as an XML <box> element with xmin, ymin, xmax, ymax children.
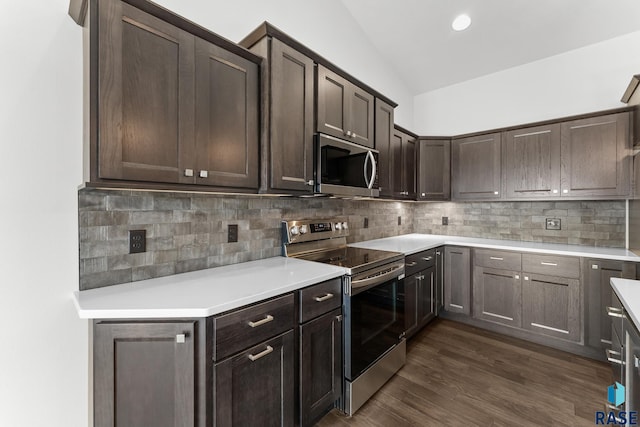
<box><xmin>340</xmin><ymin>0</ymin><xmax>640</xmax><ymax>94</ymax></box>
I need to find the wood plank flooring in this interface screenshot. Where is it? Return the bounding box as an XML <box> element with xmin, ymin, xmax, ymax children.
<box><xmin>317</xmin><ymin>319</ymin><xmax>612</xmax><ymax>426</ymax></box>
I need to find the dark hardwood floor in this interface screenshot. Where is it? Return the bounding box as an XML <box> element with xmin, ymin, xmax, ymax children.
<box><xmin>318</xmin><ymin>319</ymin><xmax>612</xmax><ymax>426</ymax></box>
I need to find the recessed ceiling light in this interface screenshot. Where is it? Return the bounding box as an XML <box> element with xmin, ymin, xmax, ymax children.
<box><xmin>452</xmin><ymin>14</ymin><xmax>471</xmax><ymax>31</ymax></box>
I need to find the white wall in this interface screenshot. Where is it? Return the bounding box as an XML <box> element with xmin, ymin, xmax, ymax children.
<box><xmin>154</xmin><ymin>0</ymin><xmax>415</xmax><ymax>128</ymax></box>
<box><xmin>0</xmin><ymin>1</ymin><xmax>86</xmax><ymax>426</ymax></box>
<box><xmin>413</xmin><ymin>30</ymin><xmax>640</xmax><ymax>135</ymax></box>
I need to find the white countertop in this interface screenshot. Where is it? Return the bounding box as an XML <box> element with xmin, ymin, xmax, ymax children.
<box><xmin>349</xmin><ymin>233</ymin><xmax>640</xmax><ymax>261</ymax></box>
<box><xmin>611</xmin><ymin>278</ymin><xmax>640</xmax><ymax>331</ymax></box>
<box><xmin>73</xmin><ymin>257</ymin><xmax>346</xmax><ymax>319</ymax></box>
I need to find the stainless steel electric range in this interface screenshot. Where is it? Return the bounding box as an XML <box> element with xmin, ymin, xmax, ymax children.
<box><xmin>282</xmin><ymin>219</ymin><xmax>406</xmax><ymax>415</ymax></box>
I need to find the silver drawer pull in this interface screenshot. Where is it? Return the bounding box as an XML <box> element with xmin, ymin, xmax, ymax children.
<box><xmin>406</xmin><ymin>261</ymin><xmax>417</xmax><ymax>267</ymax></box>
<box><xmin>422</xmin><ymin>256</ymin><xmax>433</xmax><ymax>261</ymax></box>
<box><xmin>247</xmin><ymin>314</ymin><xmax>274</xmax><ymax>328</ymax></box>
<box><xmin>314</xmin><ymin>293</ymin><xmax>334</xmax><ymax>302</ymax></box>
<box><xmin>489</xmin><ymin>257</ymin><xmax>503</xmax><ymax>261</ymax></box>
<box><xmin>607</xmin><ymin>306</ymin><xmax>624</xmax><ymax>318</ymax></box>
<box><xmin>540</xmin><ymin>262</ymin><xmax>558</xmax><ymax>266</ymax></box>
<box><xmin>248</xmin><ymin>345</ymin><xmax>273</xmax><ymax>362</ymax></box>
<box><xmin>176</xmin><ymin>334</ymin><xmax>186</xmax><ymax>344</ymax></box>
<box><xmin>606</xmin><ymin>349</ymin><xmax>624</xmax><ymax>365</ymax></box>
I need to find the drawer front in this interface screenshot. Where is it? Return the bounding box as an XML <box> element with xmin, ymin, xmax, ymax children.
<box><xmin>214</xmin><ymin>293</ymin><xmax>295</xmax><ymax>361</ymax></box>
<box><xmin>522</xmin><ymin>253</ymin><xmax>580</xmax><ymax>278</ymax></box>
<box><xmin>300</xmin><ymin>278</ymin><xmax>342</xmax><ymax>323</ymax></box>
<box><xmin>474</xmin><ymin>249</ymin><xmax>521</xmax><ymax>271</ymax></box>
<box><xmin>406</xmin><ymin>249</ymin><xmax>436</xmax><ymax>276</ymax></box>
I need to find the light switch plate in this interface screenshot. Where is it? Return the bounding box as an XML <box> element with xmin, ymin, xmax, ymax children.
<box><xmin>545</xmin><ymin>218</ymin><xmax>561</xmax><ymax>230</ymax></box>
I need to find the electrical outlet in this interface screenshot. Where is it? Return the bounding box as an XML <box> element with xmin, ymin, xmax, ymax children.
<box><xmin>129</xmin><ymin>229</ymin><xmax>146</xmax><ymax>254</ymax></box>
<box><xmin>398</xmin><ymin>216</ymin><xmax>402</xmax><ymax>226</ymax></box>
<box><xmin>545</xmin><ymin>218</ymin><xmax>561</xmax><ymax>230</ymax></box>
<box><xmin>442</xmin><ymin>216</ymin><xmax>449</xmax><ymax>226</ymax></box>
<box><xmin>228</xmin><ymin>224</ymin><xmax>238</xmax><ymax>243</ymax></box>
<box><xmin>364</xmin><ymin>217</ymin><xmax>369</xmax><ymax>228</ymax></box>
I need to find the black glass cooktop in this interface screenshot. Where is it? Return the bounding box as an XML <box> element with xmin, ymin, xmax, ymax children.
<box><xmin>297</xmin><ymin>246</ymin><xmax>403</xmax><ymax>275</ymax></box>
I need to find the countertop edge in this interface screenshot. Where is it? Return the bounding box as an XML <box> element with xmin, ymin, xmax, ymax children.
<box><xmin>611</xmin><ymin>278</ymin><xmax>640</xmax><ymax>331</ymax></box>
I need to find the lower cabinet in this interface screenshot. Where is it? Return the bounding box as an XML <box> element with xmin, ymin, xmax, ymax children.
<box><xmin>404</xmin><ymin>265</ymin><xmax>436</xmax><ymax>338</ymax></box>
<box><xmin>444</xmin><ymin>246</ymin><xmax>471</xmax><ymax>315</ymax></box>
<box><xmin>473</xmin><ymin>267</ymin><xmax>522</xmax><ymax>328</ymax></box>
<box><xmin>93</xmin><ymin>320</ymin><xmax>200</xmax><ymax>427</ymax></box>
<box><xmin>215</xmin><ymin>331</ymin><xmax>295</xmax><ymax>427</ymax></box>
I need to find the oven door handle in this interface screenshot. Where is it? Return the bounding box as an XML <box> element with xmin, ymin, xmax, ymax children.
<box><xmin>351</xmin><ymin>262</ymin><xmax>405</xmax><ymax>294</ymax></box>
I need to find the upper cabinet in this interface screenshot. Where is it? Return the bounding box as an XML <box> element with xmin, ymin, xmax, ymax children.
<box><xmin>452</xmin><ymin>133</ymin><xmax>502</xmax><ymax>200</ymax></box>
<box><xmin>242</xmin><ymin>35</ymin><xmax>315</xmax><ymax>194</ymax></box>
<box><xmin>417</xmin><ymin>138</ymin><xmax>450</xmax><ymax>200</ymax></box>
<box><xmin>375</xmin><ymin>99</ymin><xmax>395</xmax><ymax>198</ymax></box>
<box><xmin>392</xmin><ymin>126</ymin><xmax>417</xmax><ymax>199</ymax></box>
<box><xmin>317</xmin><ymin>65</ymin><xmax>375</xmax><ymax>148</ymax></box>
<box><xmin>90</xmin><ymin>0</ymin><xmax>261</xmax><ymax>191</ymax></box>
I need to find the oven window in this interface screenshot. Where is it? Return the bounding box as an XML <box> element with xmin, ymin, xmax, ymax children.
<box><xmin>347</xmin><ymin>277</ymin><xmax>404</xmax><ymax>380</ymax></box>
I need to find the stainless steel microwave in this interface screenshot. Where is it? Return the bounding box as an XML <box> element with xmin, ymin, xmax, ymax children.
<box><xmin>315</xmin><ymin>133</ymin><xmax>379</xmax><ymax>198</ymax></box>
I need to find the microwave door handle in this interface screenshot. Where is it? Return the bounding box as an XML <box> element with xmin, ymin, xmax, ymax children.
<box><xmin>367</xmin><ymin>151</ymin><xmax>377</xmax><ymax>190</ymax></box>
<box><xmin>363</xmin><ymin>151</ymin><xmax>371</xmax><ymax>188</ymax></box>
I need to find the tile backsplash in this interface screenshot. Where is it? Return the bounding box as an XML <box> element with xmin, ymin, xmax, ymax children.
<box><xmin>78</xmin><ymin>189</ymin><xmax>626</xmax><ymax>290</ymax></box>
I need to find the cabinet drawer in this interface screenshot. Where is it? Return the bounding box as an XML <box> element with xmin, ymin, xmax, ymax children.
<box><xmin>522</xmin><ymin>254</ymin><xmax>580</xmax><ymax>278</ymax></box>
<box><xmin>406</xmin><ymin>249</ymin><xmax>436</xmax><ymax>276</ymax></box>
<box><xmin>299</xmin><ymin>278</ymin><xmax>342</xmax><ymax>323</ymax></box>
<box><xmin>214</xmin><ymin>293</ymin><xmax>295</xmax><ymax>361</ymax></box>
<box><xmin>474</xmin><ymin>249</ymin><xmax>521</xmax><ymax>271</ymax></box>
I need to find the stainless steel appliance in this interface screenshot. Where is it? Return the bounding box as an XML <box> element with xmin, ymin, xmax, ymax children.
<box><xmin>282</xmin><ymin>219</ymin><xmax>405</xmax><ymax>415</ymax></box>
<box><xmin>315</xmin><ymin>134</ymin><xmax>379</xmax><ymax>198</ymax></box>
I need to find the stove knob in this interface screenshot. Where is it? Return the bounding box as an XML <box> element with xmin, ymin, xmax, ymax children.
<box><xmin>342</xmin><ymin>222</ymin><xmax>348</xmax><ymax>230</ymax></box>
<box><xmin>334</xmin><ymin>222</ymin><xmax>342</xmax><ymax>230</ymax></box>
<box><xmin>290</xmin><ymin>225</ymin><xmax>299</xmax><ymax>236</ymax></box>
<box><xmin>300</xmin><ymin>225</ymin><xmax>308</xmax><ymax>234</ymax></box>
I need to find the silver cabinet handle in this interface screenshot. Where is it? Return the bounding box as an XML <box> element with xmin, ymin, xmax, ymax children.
<box><xmin>436</xmin><ymin>251</ymin><xmax>441</xmax><ymax>256</ymax></box>
<box><xmin>606</xmin><ymin>349</ymin><xmax>624</xmax><ymax>365</ymax></box>
<box><xmin>247</xmin><ymin>314</ymin><xmax>274</xmax><ymax>328</ymax></box>
<box><xmin>515</xmin><ymin>275</ymin><xmax>520</xmax><ymax>280</ymax></box>
<box><xmin>352</xmin><ymin>132</ymin><xmax>357</xmax><ymax>139</ymax></box>
<box><xmin>314</xmin><ymin>293</ymin><xmax>334</xmax><ymax>302</ymax></box>
<box><xmin>346</xmin><ymin>130</ymin><xmax>352</xmax><ymax>137</ymax></box>
<box><xmin>607</xmin><ymin>306</ymin><xmax>624</xmax><ymax>318</ymax></box>
<box><xmin>552</xmin><ymin>189</ymin><xmax>558</xmax><ymax>194</ymax></box>
<box><xmin>184</xmin><ymin>169</ymin><xmax>194</xmax><ymax>177</ymax></box>
<box><xmin>422</xmin><ymin>256</ymin><xmax>433</xmax><ymax>261</ymax></box>
<box><xmin>524</xmin><ymin>276</ymin><xmax>529</xmax><ymax>281</ymax></box>
<box><xmin>563</xmin><ymin>189</ymin><xmax>569</xmax><ymax>194</ymax></box>
<box><xmin>592</xmin><ymin>264</ymin><xmax>599</xmax><ymax>270</ymax></box>
<box><xmin>248</xmin><ymin>345</ymin><xmax>273</xmax><ymax>362</ymax></box>
<box><xmin>490</xmin><ymin>257</ymin><xmax>504</xmax><ymax>261</ymax></box>
<box><xmin>494</xmin><ymin>191</ymin><xmax>499</xmax><ymax>195</ymax></box>
<box><xmin>540</xmin><ymin>262</ymin><xmax>558</xmax><ymax>266</ymax></box>
<box><xmin>176</xmin><ymin>334</ymin><xmax>186</xmax><ymax>344</ymax></box>
<box><xmin>406</xmin><ymin>261</ymin><xmax>417</xmax><ymax>267</ymax></box>
<box><xmin>306</xmin><ymin>180</ymin><xmax>314</xmax><ymax>186</ymax></box>
<box><xmin>199</xmin><ymin>170</ymin><xmax>208</xmax><ymax>178</ymax></box>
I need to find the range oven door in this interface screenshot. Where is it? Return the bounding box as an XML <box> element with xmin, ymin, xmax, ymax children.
<box><xmin>344</xmin><ymin>261</ymin><xmax>405</xmax><ymax>381</ymax></box>
<box><xmin>316</xmin><ymin>133</ymin><xmax>379</xmax><ymax>198</ymax></box>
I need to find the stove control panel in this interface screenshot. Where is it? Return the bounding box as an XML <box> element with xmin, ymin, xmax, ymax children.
<box><xmin>282</xmin><ymin>219</ymin><xmax>349</xmax><ymax>244</ymax></box>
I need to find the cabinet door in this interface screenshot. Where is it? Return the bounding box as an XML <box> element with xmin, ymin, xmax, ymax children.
<box><xmin>504</xmin><ymin>124</ymin><xmax>561</xmax><ymax>199</ymax></box>
<box><xmin>392</xmin><ymin>129</ymin><xmax>416</xmax><ymax>199</ymax></box>
<box><xmin>404</xmin><ymin>273</ymin><xmax>419</xmax><ymax>338</ymax></box>
<box><xmin>417</xmin><ymin>139</ymin><xmax>451</xmax><ymax>200</ymax></box>
<box><xmin>375</xmin><ymin>99</ymin><xmax>395</xmax><ymax>197</ymax></box>
<box><xmin>586</xmin><ymin>259</ymin><xmax>635</xmax><ymax>349</ymax></box>
<box><xmin>349</xmin><ymin>85</ymin><xmax>375</xmax><ymax>148</ymax></box>
<box><xmin>194</xmin><ymin>38</ymin><xmax>259</xmax><ymax>190</ymax></box>
<box><xmin>452</xmin><ymin>133</ymin><xmax>502</xmax><ymax>200</ymax></box>
<box><xmin>300</xmin><ymin>309</ymin><xmax>342</xmax><ymax>426</ymax></box>
<box><xmin>560</xmin><ymin>112</ymin><xmax>630</xmax><ymax>197</ymax></box>
<box><xmin>435</xmin><ymin>247</ymin><xmax>445</xmax><ymax>315</ymax></box>
<box><xmin>391</xmin><ymin>130</ymin><xmax>404</xmax><ymax>198</ymax></box>
<box><xmin>94</xmin><ymin>321</ymin><xmax>196</xmax><ymax>427</ymax></box>
<box><xmin>317</xmin><ymin>65</ymin><xmax>349</xmax><ymax>140</ymax></box>
<box><xmin>444</xmin><ymin>247</ymin><xmax>471</xmax><ymax>315</ymax></box>
<box><xmin>215</xmin><ymin>331</ymin><xmax>294</xmax><ymax>427</ymax></box>
<box><xmin>269</xmin><ymin>39</ymin><xmax>314</xmax><ymax>192</ymax></box>
<box><xmin>404</xmin><ymin>137</ymin><xmax>417</xmax><ymax>199</ymax></box>
<box><xmin>418</xmin><ymin>266</ymin><xmax>436</xmax><ymax>327</ymax></box>
<box><xmin>473</xmin><ymin>267</ymin><xmax>522</xmax><ymax>327</ymax></box>
<box><xmin>522</xmin><ymin>273</ymin><xmax>580</xmax><ymax>342</ymax></box>
<box><xmin>97</xmin><ymin>0</ymin><xmax>195</xmax><ymax>184</ymax></box>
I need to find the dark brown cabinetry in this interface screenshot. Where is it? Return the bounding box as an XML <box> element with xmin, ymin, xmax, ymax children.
<box><xmin>404</xmin><ymin>249</ymin><xmax>437</xmax><ymax>338</ymax></box>
<box><xmin>417</xmin><ymin>138</ymin><xmax>450</xmax><ymax>200</ymax></box>
<box><xmin>375</xmin><ymin>99</ymin><xmax>395</xmax><ymax>197</ymax></box>
<box><xmin>243</xmin><ymin>36</ymin><xmax>315</xmax><ymax>193</ymax></box>
<box><xmin>94</xmin><ymin>0</ymin><xmax>260</xmax><ymax>191</ymax></box>
<box><xmin>392</xmin><ymin>126</ymin><xmax>417</xmax><ymax>199</ymax></box>
<box><xmin>504</xmin><ymin>124</ymin><xmax>561</xmax><ymax>199</ymax></box>
<box><xmin>444</xmin><ymin>246</ymin><xmax>471</xmax><ymax>315</ymax></box>
<box><xmin>585</xmin><ymin>259</ymin><xmax>636</xmax><ymax>350</ymax></box>
<box><xmin>451</xmin><ymin>133</ymin><xmax>501</xmax><ymax>200</ymax></box>
<box><xmin>298</xmin><ymin>278</ymin><xmax>343</xmax><ymax>426</ymax></box>
<box><xmin>317</xmin><ymin>65</ymin><xmax>374</xmax><ymax>148</ymax></box>
<box><xmin>93</xmin><ymin>320</ymin><xmax>201</xmax><ymax>427</ymax></box>
<box><xmin>560</xmin><ymin>112</ymin><xmax>630</xmax><ymax>198</ymax></box>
